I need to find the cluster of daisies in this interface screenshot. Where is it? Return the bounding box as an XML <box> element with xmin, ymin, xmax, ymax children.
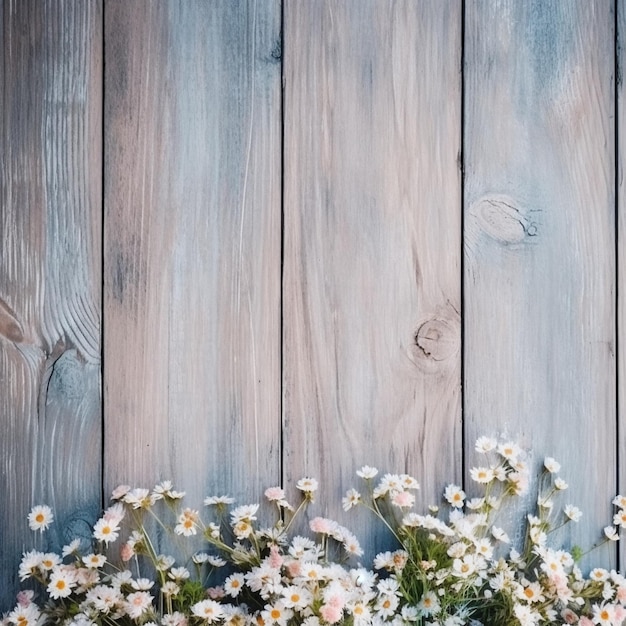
<box><xmin>4</xmin><ymin>477</ymin><xmax>397</xmax><ymax>626</ymax></box>
<box><xmin>5</xmin><ymin>437</ymin><xmax>626</xmax><ymax>626</ymax></box>
<box><xmin>346</xmin><ymin>437</ymin><xmax>626</xmax><ymax>626</ymax></box>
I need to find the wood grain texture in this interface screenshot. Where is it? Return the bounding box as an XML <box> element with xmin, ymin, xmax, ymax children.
<box><xmin>104</xmin><ymin>0</ymin><xmax>282</xmax><ymax>510</ymax></box>
<box><xmin>0</xmin><ymin>0</ymin><xmax>102</xmax><ymax>608</ymax></box>
<box><xmin>283</xmin><ymin>0</ymin><xmax>462</xmax><ymax>547</ymax></box>
<box><xmin>464</xmin><ymin>0</ymin><xmax>616</xmax><ymax>559</ymax></box>
<box><xmin>618</xmin><ymin>0</ymin><xmax>626</xmax><ymax>569</ymax></box>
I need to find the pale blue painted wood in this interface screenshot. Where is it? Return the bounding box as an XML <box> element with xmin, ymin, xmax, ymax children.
<box><xmin>0</xmin><ymin>0</ymin><xmax>103</xmax><ymax>609</ymax></box>
<box><xmin>103</xmin><ymin>0</ymin><xmax>282</xmax><ymax>511</ymax></box>
<box><xmin>464</xmin><ymin>0</ymin><xmax>616</xmax><ymax>562</ymax></box>
<box><xmin>618</xmin><ymin>0</ymin><xmax>626</xmax><ymax>570</ymax></box>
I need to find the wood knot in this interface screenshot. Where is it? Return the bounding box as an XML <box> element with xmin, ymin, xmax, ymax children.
<box><xmin>414</xmin><ymin>318</ymin><xmax>458</xmax><ymax>362</ymax></box>
<box><xmin>470</xmin><ymin>195</ymin><xmax>539</xmax><ymax>244</ymax></box>
<box><xmin>0</xmin><ymin>297</ymin><xmax>24</xmax><ymax>343</ymax></box>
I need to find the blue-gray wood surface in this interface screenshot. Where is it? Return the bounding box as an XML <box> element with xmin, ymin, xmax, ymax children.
<box><xmin>0</xmin><ymin>0</ymin><xmax>623</xmax><ymax>610</ymax></box>
<box><xmin>0</xmin><ymin>0</ymin><xmax>103</xmax><ymax>606</ymax></box>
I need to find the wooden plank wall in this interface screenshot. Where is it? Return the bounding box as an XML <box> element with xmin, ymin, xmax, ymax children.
<box><xmin>283</xmin><ymin>0</ymin><xmax>462</xmax><ymax>542</ymax></box>
<box><xmin>103</xmin><ymin>0</ymin><xmax>282</xmax><ymax>516</ymax></box>
<box><xmin>465</xmin><ymin>1</ymin><xmax>616</xmax><ymax>563</ymax></box>
<box><xmin>0</xmin><ymin>0</ymin><xmax>621</xmax><ymax>609</ymax></box>
<box><xmin>0</xmin><ymin>0</ymin><xmax>103</xmax><ymax>603</ymax></box>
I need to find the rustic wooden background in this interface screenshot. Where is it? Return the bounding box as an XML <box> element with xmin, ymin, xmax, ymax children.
<box><xmin>0</xmin><ymin>0</ymin><xmax>622</xmax><ymax>608</ymax></box>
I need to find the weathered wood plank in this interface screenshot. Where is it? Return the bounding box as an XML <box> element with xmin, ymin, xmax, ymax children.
<box><xmin>618</xmin><ymin>0</ymin><xmax>626</xmax><ymax>569</ymax></box>
<box><xmin>0</xmin><ymin>0</ymin><xmax>102</xmax><ymax>608</ymax></box>
<box><xmin>283</xmin><ymin>0</ymin><xmax>462</xmax><ymax>548</ymax></box>
<box><xmin>104</xmin><ymin>1</ymin><xmax>282</xmax><ymax>510</ymax></box>
<box><xmin>464</xmin><ymin>0</ymin><xmax>616</xmax><ymax>560</ymax></box>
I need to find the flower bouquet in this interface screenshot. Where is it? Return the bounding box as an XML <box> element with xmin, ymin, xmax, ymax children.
<box><xmin>6</xmin><ymin>477</ymin><xmax>382</xmax><ymax>626</ymax></box>
<box><xmin>345</xmin><ymin>437</ymin><xmax>626</xmax><ymax>626</ymax></box>
<box><xmin>4</xmin><ymin>436</ymin><xmax>626</xmax><ymax>626</ymax></box>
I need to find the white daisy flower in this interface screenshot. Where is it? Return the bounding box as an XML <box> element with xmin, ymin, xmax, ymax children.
<box><xmin>614</xmin><ymin>509</ymin><xmax>626</xmax><ymax>528</ymax></box>
<box><xmin>417</xmin><ymin>590</ymin><xmax>440</xmax><ymax>616</ymax></box>
<box><xmin>93</xmin><ymin>516</ymin><xmax>121</xmax><ymax>544</ymax></box>
<box><xmin>82</xmin><ymin>553</ymin><xmax>107</xmax><ymax>569</ymax></box>
<box><xmin>123</xmin><ymin>488</ymin><xmax>157</xmax><ymax>509</ymax></box>
<box><xmin>161</xmin><ymin>581</ymin><xmax>180</xmax><ymax>597</ymax></box>
<box><xmin>39</xmin><ymin>553</ymin><xmax>61</xmax><ymax>571</ymax></box>
<box><xmin>470</xmin><ymin>467</ymin><xmax>494</xmax><ymax>484</ymax></box>
<box><xmin>174</xmin><ymin>508</ymin><xmax>199</xmax><ymax>536</ymax></box>
<box><xmin>281</xmin><ymin>585</ymin><xmax>313</xmax><ymax>610</ymax></box>
<box><xmin>61</xmin><ymin>539</ymin><xmax>81</xmax><ymax>557</ymax></box>
<box><xmin>230</xmin><ymin>504</ymin><xmax>260</xmax><ymax>523</ymax></box>
<box><xmin>27</xmin><ymin>505</ymin><xmax>54</xmax><ymax>532</ymax></box>
<box><xmin>169</xmin><ymin>567</ymin><xmax>190</xmax><ymax>581</ymax></box>
<box><xmin>224</xmin><ymin>573</ymin><xmax>245</xmax><ymax>597</ymax></box>
<box><xmin>8</xmin><ymin>604</ymin><xmax>41</xmax><ymax>626</ymax></box>
<box><xmin>296</xmin><ymin>477</ymin><xmax>319</xmax><ymax>493</ymax></box>
<box><xmin>356</xmin><ymin>466</ymin><xmax>378</xmax><ymax>479</ymax></box>
<box><xmin>491</xmin><ymin>526</ymin><xmax>510</xmax><ymax>543</ymax></box>
<box><xmin>204</xmin><ymin>495</ymin><xmax>235</xmax><ymax>506</ymax></box>
<box><xmin>612</xmin><ymin>495</ymin><xmax>626</xmax><ymax>508</ymax></box>
<box><xmin>261</xmin><ymin>601</ymin><xmax>293</xmax><ymax>626</ymax></box>
<box><xmin>131</xmin><ymin>577</ymin><xmax>155</xmax><ymax>590</ymax></box>
<box><xmin>342</xmin><ymin>488</ymin><xmax>361</xmax><ymax>511</ymax></box>
<box><xmin>498</xmin><ymin>441</ymin><xmax>522</xmax><ymax>461</ymax></box>
<box><xmin>475</xmin><ymin>436</ymin><xmax>498</xmax><ymax>453</ymax></box>
<box><xmin>125</xmin><ymin>591</ymin><xmax>154</xmax><ymax>619</ymax></box>
<box><xmin>564</xmin><ymin>505</ymin><xmax>582</xmax><ymax>522</ymax></box>
<box><xmin>444</xmin><ymin>484</ymin><xmax>466</xmax><ymax>508</ymax></box>
<box><xmin>544</xmin><ymin>457</ymin><xmax>561</xmax><ymax>473</ymax></box>
<box><xmin>47</xmin><ymin>567</ymin><xmax>77</xmax><ymax>599</ymax></box>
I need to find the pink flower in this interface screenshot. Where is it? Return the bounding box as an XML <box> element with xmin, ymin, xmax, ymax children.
<box><xmin>269</xmin><ymin>544</ymin><xmax>283</xmax><ymax>569</ymax></box>
<box><xmin>265</xmin><ymin>487</ymin><xmax>286</xmax><ymax>501</ymax></box>
<box><xmin>16</xmin><ymin>591</ymin><xmax>34</xmax><ymax>607</ymax></box>
<box><xmin>111</xmin><ymin>484</ymin><xmax>131</xmax><ymax>500</ymax></box>
<box><xmin>120</xmin><ymin>543</ymin><xmax>134</xmax><ymax>562</ymax></box>
<box><xmin>327</xmin><ymin>595</ymin><xmax>345</xmax><ymax>609</ymax></box>
<box><xmin>391</xmin><ymin>491</ymin><xmax>415</xmax><ymax>508</ymax></box>
<box><xmin>310</xmin><ymin>517</ymin><xmax>335</xmax><ymax>534</ymax></box>
<box><xmin>320</xmin><ymin>604</ymin><xmax>343</xmax><ymax>623</ymax></box>
<box><xmin>104</xmin><ymin>503</ymin><xmax>124</xmax><ymax>521</ymax></box>
<box><xmin>579</xmin><ymin>617</ymin><xmax>594</xmax><ymax>626</ymax></box>
<box><xmin>207</xmin><ymin>587</ymin><xmax>225</xmax><ymax>599</ymax></box>
<box><xmin>286</xmin><ymin>561</ymin><xmax>301</xmax><ymax>578</ymax></box>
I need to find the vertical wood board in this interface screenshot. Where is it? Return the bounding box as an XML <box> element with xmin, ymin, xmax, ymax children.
<box><xmin>283</xmin><ymin>0</ymin><xmax>462</xmax><ymax>549</ymax></box>
<box><xmin>0</xmin><ymin>0</ymin><xmax>102</xmax><ymax>608</ymax></box>
<box><xmin>104</xmin><ymin>0</ymin><xmax>282</xmax><ymax>511</ymax></box>
<box><xmin>464</xmin><ymin>0</ymin><xmax>616</xmax><ymax>558</ymax></box>
<box><xmin>618</xmin><ymin>0</ymin><xmax>625</xmax><ymax>569</ymax></box>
